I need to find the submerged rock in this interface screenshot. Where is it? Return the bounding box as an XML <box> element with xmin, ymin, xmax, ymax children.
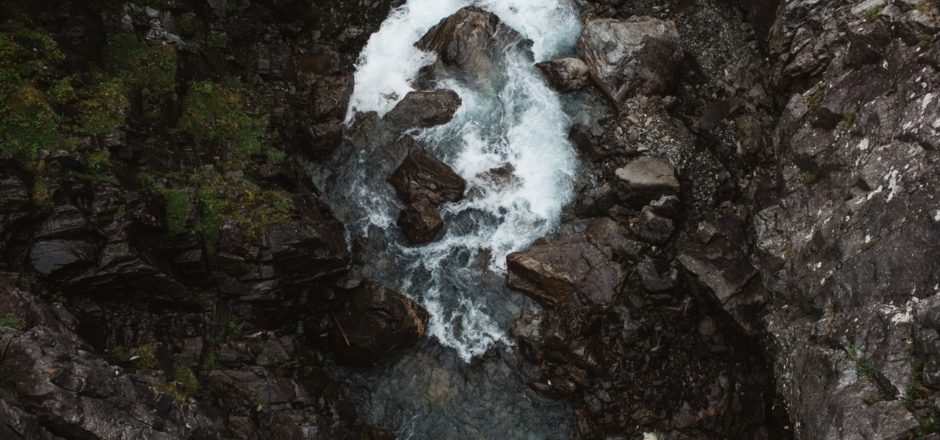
<box><xmin>388</xmin><ymin>147</ymin><xmax>466</xmax><ymax>206</ymax></box>
<box><xmin>535</xmin><ymin>57</ymin><xmax>591</xmax><ymax>92</ymax></box>
<box><xmin>329</xmin><ymin>280</ymin><xmax>429</xmax><ymax>367</ymax></box>
<box><xmin>578</xmin><ymin>17</ymin><xmax>682</xmax><ymax>102</ymax></box>
<box><xmin>383</xmin><ymin>89</ymin><xmax>462</xmax><ymax>130</ymax></box>
<box><xmin>397</xmin><ymin>199</ymin><xmax>444</xmax><ymax>244</ymax></box>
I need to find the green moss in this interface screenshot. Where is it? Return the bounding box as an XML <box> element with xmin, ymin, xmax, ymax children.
<box><xmin>103</xmin><ymin>33</ymin><xmax>177</xmax><ymax>98</ymax></box>
<box><xmin>802</xmin><ymin>171</ymin><xmax>818</xmax><ymax>185</ymax></box>
<box><xmin>131</xmin><ymin>344</ymin><xmax>157</xmax><ymax>371</ymax></box>
<box><xmin>177</xmin><ymin>80</ymin><xmax>267</xmax><ymax>160</ymax></box>
<box><xmin>162</xmin><ymin>187</ymin><xmax>192</xmax><ymax>235</ymax></box>
<box><xmin>192</xmin><ymin>169</ymin><xmax>290</xmax><ymax>253</ymax></box>
<box><xmin>842</xmin><ymin>109</ymin><xmax>857</xmax><ymax>130</ymax></box>
<box><xmin>86</xmin><ymin>149</ymin><xmax>111</xmax><ymax>173</ymax></box>
<box><xmin>31</xmin><ymin>177</ymin><xmax>52</xmax><ymax>209</ymax></box>
<box><xmin>865</xmin><ymin>5</ymin><xmax>884</xmax><ymax>22</ymax></box>
<box><xmin>0</xmin><ymin>23</ymin><xmax>71</xmax><ymax>158</ymax></box>
<box><xmin>173</xmin><ymin>365</ymin><xmax>199</xmax><ymax>396</ymax></box>
<box><xmin>0</xmin><ymin>314</ymin><xmax>25</xmax><ymax>330</ymax></box>
<box><xmin>76</xmin><ymin>77</ymin><xmax>128</xmax><ymax>135</ymax></box>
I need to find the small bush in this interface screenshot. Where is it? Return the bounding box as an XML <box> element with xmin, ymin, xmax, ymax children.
<box><xmin>130</xmin><ymin>344</ymin><xmax>157</xmax><ymax>370</ymax></box>
<box><xmin>173</xmin><ymin>364</ymin><xmax>199</xmax><ymax>396</ymax></box>
<box><xmin>162</xmin><ymin>187</ymin><xmax>192</xmax><ymax>234</ymax></box>
<box><xmin>76</xmin><ymin>77</ymin><xmax>128</xmax><ymax>135</ymax></box>
<box><xmin>0</xmin><ymin>314</ymin><xmax>25</xmax><ymax>329</ymax></box>
<box><xmin>176</xmin><ymin>80</ymin><xmax>267</xmax><ymax>160</ymax></box>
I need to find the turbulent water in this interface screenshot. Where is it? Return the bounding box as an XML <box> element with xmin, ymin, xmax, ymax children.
<box><xmin>344</xmin><ymin>0</ymin><xmax>581</xmax><ymax>360</ymax></box>
<box><xmin>313</xmin><ymin>0</ymin><xmax>584</xmax><ymax>437</ymax></box>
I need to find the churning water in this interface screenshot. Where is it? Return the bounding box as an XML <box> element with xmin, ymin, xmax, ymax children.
<box><xmin>313</xmin><ymin>0</ymin><xmax>583</xmax><ymax>437</ymax></box>
<box><xmin>343</xmin><ymin>0</ymin><xmax>581</xmax><ymax>360</ymax></box>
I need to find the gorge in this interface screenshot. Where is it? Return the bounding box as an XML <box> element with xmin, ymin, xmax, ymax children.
<box><xmin>1</xmin><ymin>0</ymin><xmax>939</xmax><ymax>439</ymax></box>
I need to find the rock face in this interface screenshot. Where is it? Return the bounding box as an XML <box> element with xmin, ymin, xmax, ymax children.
<box><xmin>535</xmin><ymin>58</ymin><xmax>591</xmax><ymax>92</ymax></box>
<box><xmin>388</xmin><ymin>147</ymin><xmax>466</xmax><ymax>206</ymax></box>
<box><xmin>397</xmin><ymin>199</ymin><xmax>444</xmax><ymax>244</ymax></box>
<box><xmin>614</xmin><ymin>156</ymin><xmax>680</xmax><ymax>206</ymax></box>
<box><xmin>577</xmin><ymin>17</ymin><xmax>682</xmax><ymax>102</ymax></box>
<box><xmin>416</xmin><ymin>6</ymin><xmax>529</xmax><ymax>87</ymax></box>
<box><xmin>383</xmin><ymin>89</ymin><xmax>462</xmax><ymax>130</ymax></box>
<box><xmin>507</xmin><ymin>227</ymin><xmax>625</xmax><ymax>309</ymax></box>
<box><xmin>329</xmin><ymin>280</ymin><xmax>429</xmax><ymax>367</ymax></box>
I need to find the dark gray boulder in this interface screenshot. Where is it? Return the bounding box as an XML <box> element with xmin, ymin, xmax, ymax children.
<box><xmin>383</xmin><ymin>89</ymin><xmax>462</xmax><ymax>131</ymax></box>
<box><xmin>388</xmin><ymin>147</ymin><xmax>466</xmax><ymax>206</ymax></box>
<box><xmin>577</xmin><ymin>17</ymin><xmax>682</xmax><ymax>102</ymax></box>
<box><xmin>329</xmin><ymin>280</ymin><xmax>429</xmax><ymax>366</ymax></box>
<box><xmin>397</xmin><ymin>199</ymin><xmax>444</xmax><ymax>244</ymax></box>
<box><xmin>535</xmin><ymin>57</ymin><xmax>591</xmax><ymax>92</ymax></box>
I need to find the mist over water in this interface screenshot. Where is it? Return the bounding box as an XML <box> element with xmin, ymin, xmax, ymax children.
<box><xmin>313</xmin><ymin>0</ymin><xmax>583</xmax><ymax>437</ymax></box>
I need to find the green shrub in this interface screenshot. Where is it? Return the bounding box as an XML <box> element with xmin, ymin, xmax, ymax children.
<box><xmin>131</xmin><ymin>344</ymin><xmax>157</xmax><ymax>370</ymax></box>
<box><xmin>76</xmin><ymin>77</ymin><xmax>128</xmax><ymax>135</ymax></box>
<box><xmin>103</xmin><ymin>33</ymin><xmax>177</xmax><ymax>98</ymax></box>
<box><xmin>173</xmin><ymin>364</ymin><xmax>199</xmax><ymax>396</ymax></box>
<box><xmin>162</xmin><ymin>187</ymin><xmax>192</xmax><ymax>234</ymax></box>
<box><xmin>177</xmin><ymin>80</ymin><xmax>267</xmax><ymax>160</ymax></box>
<box><xmin>0</xmin><ymin>314</ymin><xmax>25</xmax><ymax>329</ymax></box>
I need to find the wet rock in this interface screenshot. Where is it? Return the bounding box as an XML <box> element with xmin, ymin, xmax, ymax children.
<box><xmin>383</xmin><ymin>89</ymin><xmax>462</xmax><ymax>130</ymax></box>
<box><xmin>637</xmin><ymin>258</ymin><xmax>677</xmax><ymax>293</ymax></box>
<box><xmin>329</xmin><ymin>280</ymin><xmax>428</xmax><ymax>366</ymax></box>
<box><xmin>535</xmin><ymin>57</ymin><xmax>591</xmax><ymax>92</ymax></box>
<box><xmin>388</xmin><ymin>147</ymin><xmax>466</xmax><ymax>206</ymax></box>
<box><xmin>416</xmin><ymin>6</ymin><xmax>529</xmax><ymax>87</ymax></box>
<box><xmin>633</xmin><ymin>206</ymin><xmax>674</xmax><ymax>245</ymax></box>
<box><xmin>614</xmin><ymin>156</ymin><xmax>680</xmax><ymax>206</ymax></box>
<box><xmin>506</xmin><ymin>232</ymin><xmax>624</xmax><ymax>309</ymax></box>
<box><xmin>397</xmin><ymin>199</ymin><xmax>444</xmax><ymax>244</ymax></box>
<box><xmin>578</xmin><ymin>17</ymin><xmax>682</xmax><ymax>102</ymax></box>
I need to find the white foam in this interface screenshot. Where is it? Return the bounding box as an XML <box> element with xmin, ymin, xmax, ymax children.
<box><xmin>345</xmin><ymin>0</ymin><xmax>581</xmax><ymax>360</ymax></box>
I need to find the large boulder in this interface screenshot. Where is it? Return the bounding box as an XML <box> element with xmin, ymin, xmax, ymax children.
<box><xmin>329</xmin><ymin>280</ymin><xmax>429</xmax><ymax>366</ymax></box>
<box><xmin>397</xmin><ymin>199</ymin><xmax>444</xmax><ymax>244</ymax></box>
<box><xmin>388</xmin><ymin>147</ymin><xmax>466</xmax><ymax>206</ymax></box>
<box><xmin>577</xmin><ymin>17</ymin><xmax>682</xmax><ymax>102</ymax></box>
<box><xmin>383</xmin><ymin>89</ymin><xmax>462</xmax><ymax>131</ymax></box>
<box><xmin>416</xmin><ymin>6</ymin><xmax>529</xmax><ymax>87</ymax></box>
<box><xmin>506</xmin><ymin>228</ymin><xmax>625</xmax><ymax>309</ymax></box>
<box><xmin>614</xmin><ymin>156</ymin><xmax>680</xmax><ymax>206</ymax></box>
<box><xmin>535</xmin><ymin>58</ymin><xmax>591</xmax><ymax>92</ymax></box>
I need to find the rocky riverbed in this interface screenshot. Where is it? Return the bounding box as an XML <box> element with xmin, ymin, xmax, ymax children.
<box><xmin>1</xmin><ymin>0</ymin><xmax>939</xmax><ymax>439</ymax></box>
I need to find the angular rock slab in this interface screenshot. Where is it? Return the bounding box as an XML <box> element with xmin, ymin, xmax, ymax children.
<box><xmin>397</xmin><ymin>199</ymin><xmax>444</xmax><ymax>244</ymax></box>
<box><xmin>535</xmin><ymin>57</ymin><xmax>591</xmax><ymax>92</ymax></box>
<box><xmin>330</xmin><ymin>280</ymin><xmax>429</xmax><ymax>367</ymax></box>
<box><xmin>388</xmin><ymin>147</ymin><xmax>466</xmax><ymax>206</ymax></box>
<box><xmin>578</xmin><ymin>17</ymin><xmax>682</xmax><ymax>102</ymax></box>
<box><xmin>507</xmin><ymin>233</ymin><xmax>624</xmax><ymax>309</ymax></box>
<box><xmin>416</xmin><ymin>6</ymin><xmax>529</xmax><ymax>87</ymax></box>
<box><xmin>383</xmin><ymin>89</ymin><xmax>462</xmax><ymax>131</ymax></box>
<box><xmin>614</xmin><ymin>156</ymin><xmax>680</xmax><ymax>206</ymax></box>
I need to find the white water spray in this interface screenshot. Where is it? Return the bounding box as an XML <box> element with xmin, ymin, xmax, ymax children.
<box><xmin>344</xmin><ymin>0</ymin><xmax>582</xmax><ymax>361</ymax></box>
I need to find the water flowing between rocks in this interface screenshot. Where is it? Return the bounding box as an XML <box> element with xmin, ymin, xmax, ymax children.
<box><xmin>311</xmin><ymin>0</ymin><xmax>585</xmax><ymax>437</ymax></box>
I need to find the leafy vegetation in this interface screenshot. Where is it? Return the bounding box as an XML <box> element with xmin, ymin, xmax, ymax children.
<box><xmin>177</xmin><ymin>80</ymin><xmax>267</xmax><ymax>160</ymax></box>
<box><xmin>173</xmin><ymin>364</ymin><xmax>199</xmax><ymax>396</ymax></box>
<box><xmin>0</xmin><ymin>313</ymin><xmax>25</xmax><ymax>329</ymax></box>
<box><xmin>130</xmin><ymin>344</ymin><xmax>157</xmax><ymax>370</ymax></box>
<box><xmin>162</xmin><ymin>188</ymin><xmax>192</xmax><ymax>234</ymax></box>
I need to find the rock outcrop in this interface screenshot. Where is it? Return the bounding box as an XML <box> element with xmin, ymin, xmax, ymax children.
<box><xmin>388</xmin><ymin>147</ymin><xmax>466</xmax><ymax>206</ymax></box>
<box><xmin>397</xmin><ymin>199</ymin><xmax>444</xmax><ymax>244</ymax></box>
<box><xmin>329</xmin><ymin>280</ymin><xmax>429</xmax><ymax>367</ymax></box>
<box><xmin>578</xmin><ymin>17</ymin><xmax>683</xmax><ymax>102</ymax></box>
<box><xmin>383</xmin><ymin>89</ymin><xmax>462</xmax><ymax>130</ymax></box>
<box><xmin>535</xmin><ymin>58</ymin><xmax>591</xmax><ymax>92</ymax></box>
<box><xmin>416</xmin><ymin>6</ymin><xmax>530</xmax><ymax>87</ymax></box>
